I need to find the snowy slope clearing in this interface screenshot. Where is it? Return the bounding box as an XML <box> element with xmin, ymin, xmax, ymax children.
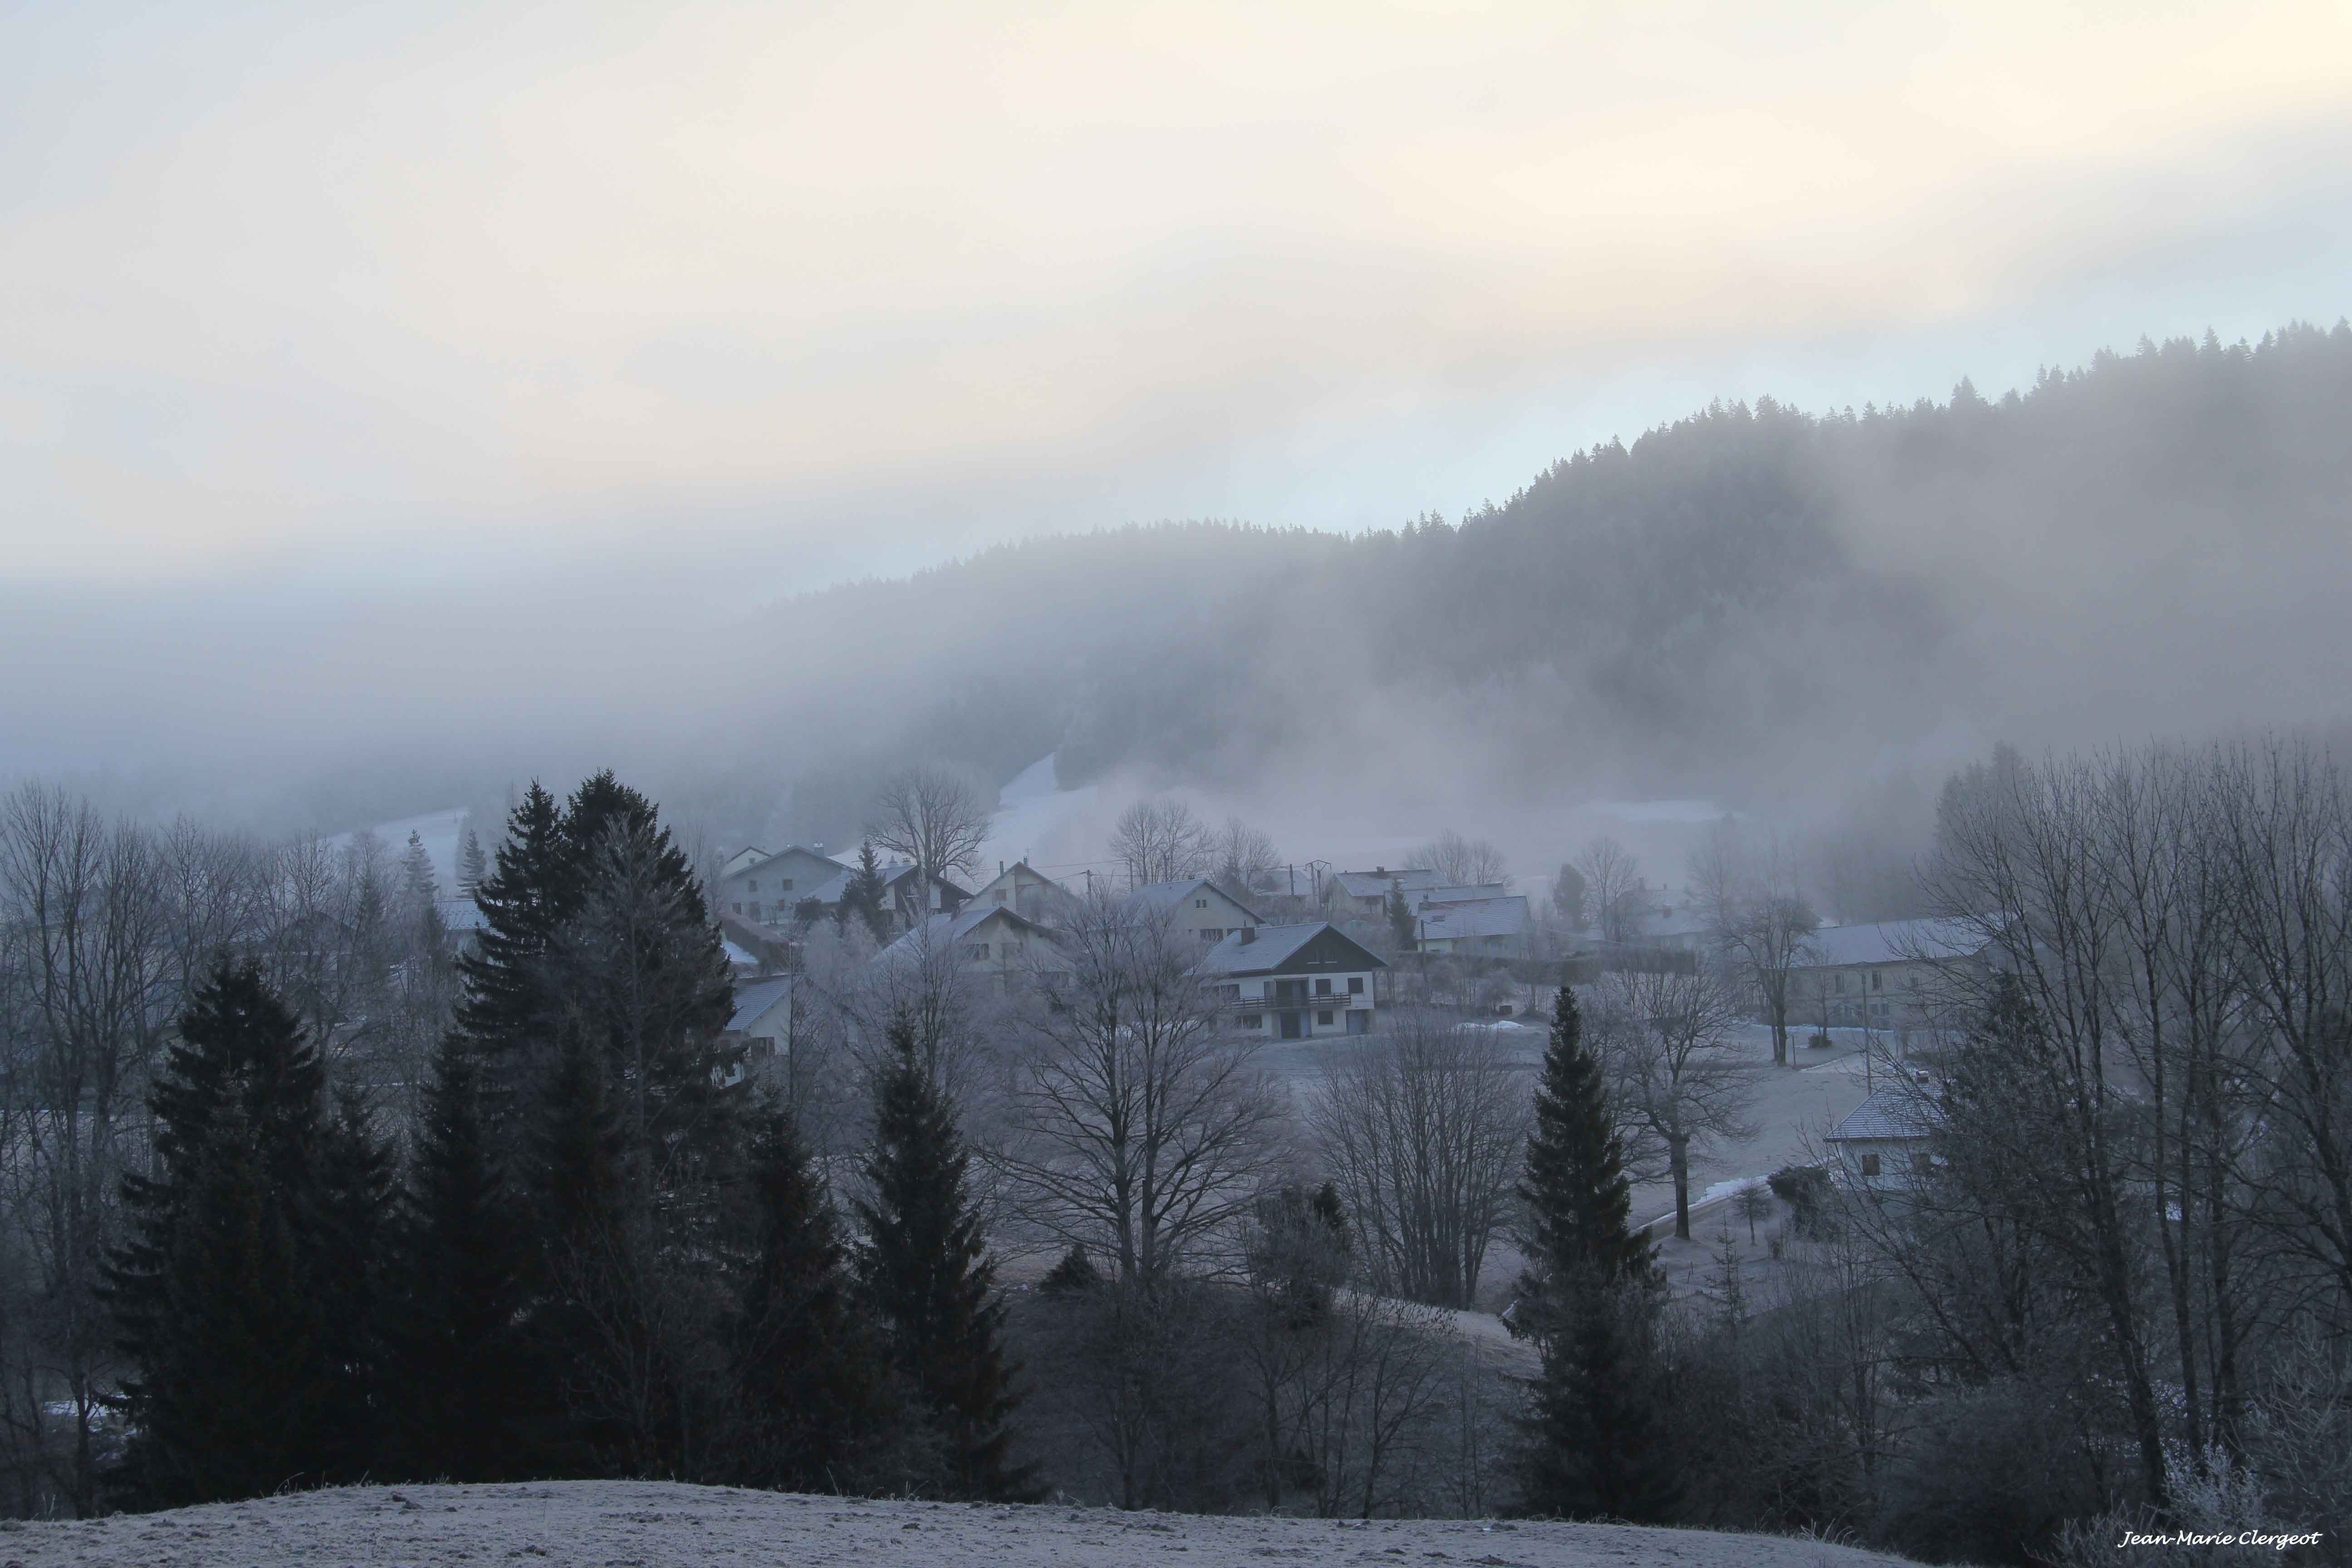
<box><xmin>0</xmin><ymin>1480</ymin><xmax>1915</xmax><ymax>1567</ymax></box>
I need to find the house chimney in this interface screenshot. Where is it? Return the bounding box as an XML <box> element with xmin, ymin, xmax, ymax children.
<box><xmin>1374</xmin><ymin>865</ymin><xmax>1385</xmax><ymax>876</ymax></box>
<box><xmin>812</xmin><ymin>843</ymin><xmax>824</xmax><ymax>855</ymax></box>
<box><xmin>1240</xmin><ymin>927</ymin><xmax>1257</xmax><ymax>945</ymax></box>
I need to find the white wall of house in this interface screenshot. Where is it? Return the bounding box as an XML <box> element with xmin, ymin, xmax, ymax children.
<box><xmin>1214</xmin><ymin>969</ymin><xmax>1378</xmax><ymax>1038</ymax></box>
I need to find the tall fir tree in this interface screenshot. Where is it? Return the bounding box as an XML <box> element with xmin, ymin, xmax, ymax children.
<box><xmin>457</xmin><ymin>822</ymin><xmax>489</xmax><ymax>895</ymax></box>
<box><xmin>456</xmin><ymin>782</ymin><xmax>573</xmax><ymax>1129</ymax></box>
<box><xmin>856</xmin><ymin>1019</ymin><xmax>1032</xmax><ymax>1500</ymax></box>
<box><xmin>1510</xmin><ymin>985</ymin><xmax>1678</xmax><ymax>1522</ymax></box>
<box><xmin>525</xmin><ymin>1024</ymin><xmax>637</xmax><ymax>1473</ymax></box>
<box><xmin>728</xmin><ymin>1103</ymin><xmax>890</xmax><ymax>1490</ymax></box>
<box><xmin>388</xmin><ymin>1036</ymin><xmax>545</xmax><ymax>1480</ymax></box>
<box><xmin>841</xmin><ymin>839</ymin><xmax>892</xmax><ymax>943</ymax></box>
<box><xmin>105</xmin><ymin>962</ymin><xmax>349</xmax><ymax>1506</ymax></box>
<box><xmin>311</xmin><ymin>1087</ymin><xmax>397</xmax><ymax>1481</ymax></box>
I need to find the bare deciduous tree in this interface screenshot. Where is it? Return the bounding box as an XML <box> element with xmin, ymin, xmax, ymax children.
<box><xmin>1108</xmin><ymin>798</ymin><xmax>1213</xmax><ymax>890</ymax></box>
<box><xmin>1415</xmin><ymin>831</ymin><xmax>1507</xmax><ymax>888</ymax></box>
<box><xmin>1309</xmin><ymin>1013</ymin><xmax>1527</xmax><ymax>1308</ymax></box>
<box><xmin>1588</xmin><ymin>967</ymin><xmax>1756</xmax><ymax>1240</ymax></box>
<box><xmin>1576</xmin><ymin>837</ymin><xmax>1642</xmax><ymax>943</ymax></box>
<box><xmin>1209</xmin><ymin>816</ymin><xmax>1281</xmax><ymax>899</ymax></box>
<box><xmin>867</xmin><ymin>764</ymin><xmax>992</xmax><ymax>885</ymax></box>
<box><xmin>1001</xmin><ymin>893</ymin><xmax>1284</xmax><ymax>1285</ymax></box>
<box><xmin>1689</xmin><ymin>819</ymin><xmax>1819</xmax><ymax>1067</ymax></box>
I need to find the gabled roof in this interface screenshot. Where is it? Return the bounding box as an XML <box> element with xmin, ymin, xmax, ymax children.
<box><xmin>718</xmin><ymin>844</ymin><xmax>849</xmax><ymax>886</ymax></box>
<box><xmin>1799</xmin><ymin>917</ymin><xmax>1991</xmax><ymax>969</ymax></box>
<box><xmin>1824</xmin><ymin>1088</ymin><xmax>1940</xmax><ymax>1142</ymax></box>
<box><xmin>1332</xmin><ymin>868</ymin><xmax>1438</xmax><ymax>900</ymax></box>
<box><xmin>1196</xmin><ymin>921</ymin><xmax>1388</xmax><ymax>977</ymax></box>
<box><xmin>436</xmin><ymin>896</ymin><xmax>489</xmax><ymax>934</ymax></box>
<box><xmin>727</xmin><ymin>974</ymin><xmax>796</xmax><ymax>1033</ymax></box>
<box><xmin>1125</xmin><ymin>877</ymin><xmax>1265</xmax><ymax>924</ymax></box>
<box><xmin>877</xmin><ymin>902</ymin><xmax>1054</xmax><ymax>964</ymax></box>
<box><xmin>1415</xmin><ymin>896</ymin><xmax>1529</xmax><ymax>941</ymax></box>
<box><xmin>1411</xmin><ymin>882</ymin><xmax>1512</xmax><ymax>907</ymax></box>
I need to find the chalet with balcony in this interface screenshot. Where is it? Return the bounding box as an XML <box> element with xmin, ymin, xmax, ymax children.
<box><xmin>1196</xmin><ymin>922</ymin><xmax>1388</xmax><ymax>1040</ymax></box>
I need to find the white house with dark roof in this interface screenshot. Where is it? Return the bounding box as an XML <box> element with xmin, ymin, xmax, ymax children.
<box><xmin>1196</xmin><ymin>922</ymin><xmax>1388</xmax><ymax>1040</ymax></box>
<box><xmin>1124</xmin><ymin>877</ymin><xmax>1265</xmax><ymax>947</ymax></box>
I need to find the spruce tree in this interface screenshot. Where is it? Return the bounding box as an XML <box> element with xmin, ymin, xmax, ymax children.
<box><xmin>458</xmin><ymin>822</ymin><xmax>488</xmax><ymax>894</ymax></box>
<box><xmin>106</xmin><ymin>962</ymin><xmax>343</xmax><ymax>1506</ymax></box>
<box><xmin>1510</xmin><ymin>985</ymin><xmax>1677</xmax><ymax>1522</ymax></box>
<box><xmin>389</xmin><ymin>1037</ymin><xmax>544</xmax><ymax>1480</ymax></box>
<box><xmin>856</xmin><ymin>1019</ymin><xmax>1031</xmax><ymax>1500</ymax></box>
<box><xmin>526</xmin><ymin>1024</ymin><xmax>636</xmax><ymax>1472</ymax></box>
<box><xmin>1387</xmin><ymin>880</ymin><xmax>1416</xmax><ymax>951</ymax></box>
<box><xmin>729</xmin><ymin>1103</ymin><xmax>888</xmax><ymax>1490</ymax></box>
<box><xmin>456</xmin><ymin>782</ymin><xmax>573</xmax><ymax>1129</ymax></box>
<box><xmin>843</xmin><ymin>840</ymin><xmax>892</xmax><ymax>943</ymax></box>
<box><xmin>312</xmin><ymin>1087</ymin><xmax>397</xmax><ymax>1481</ymax></box>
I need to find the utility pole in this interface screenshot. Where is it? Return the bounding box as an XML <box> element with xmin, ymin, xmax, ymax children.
<box><xmin>1288</xmin><ymin>863</ymin><xmax>1296</xmax><ymax>897</ymax></box>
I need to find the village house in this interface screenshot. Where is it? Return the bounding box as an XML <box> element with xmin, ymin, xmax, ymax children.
<box><xmin>1124</xmin><ymin>877</ymin><xmax>1265</xmax><ymax>946</ymax></box>
<box><xmin>968</xmin><ymin>859</ymin><xmax>1077</xmax><ymax>924</ymax></box>
<box><xmin>714</xmin><ymin>843</ymin><xmax>848</xmax><ymax>926</ymax></box>
<box><xmin>717</xmin><ymin>973</ymin><xmax>795</xmax><ymax>1089</ymax></box>
<box><xmin>879</xmin><ymin>902</ymin><xmax>1065</xmax><ymax>992</ymax></box>
<box><xmin>1410</xmin><ymin>892</ymin><xmax>1531</xmax><ymax>959</ymax></box>
<box><xmin>1791</xmin><ymin>916</ymin><xmax>1997</xmax><ymax>1031</ymax></box>
<box><xmin>1196</xmin><ymin>922</ymin><xmax>1388</xmax><ymax>1040</ymax></box>
<box><xmin>1329</xmin><ymin>867</ymin><xmax>1440</xmax><ymax>921</ymax></box>
<box><xmin>1823</xmin><ymin>1086</ymin><xmax>1940</xmax><ymax>1183</ymax></box>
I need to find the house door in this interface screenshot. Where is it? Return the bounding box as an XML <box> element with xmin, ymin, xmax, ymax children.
<box><xmin>1279</xmin><ymin>1011</ymin><xmax>1305</xmax><ymax>1040</ymax></box>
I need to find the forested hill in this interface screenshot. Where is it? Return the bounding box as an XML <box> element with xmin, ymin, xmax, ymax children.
<box><xmin>722</xmin><ymin>323</ymin><xmax>2352</xmax><ymax>842</ymax></box>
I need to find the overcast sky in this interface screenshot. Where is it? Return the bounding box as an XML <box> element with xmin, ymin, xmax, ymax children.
<box><xmin>4</xmin><ymin>1</ymin><xmax>2350</xmax><ymax>767</ymax></box>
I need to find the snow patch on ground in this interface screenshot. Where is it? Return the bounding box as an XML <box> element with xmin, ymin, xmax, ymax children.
<box><xmin>3</xmin><ymin>1480</ymin><xmax>1921</xmax><ymax>1567</ymax></box>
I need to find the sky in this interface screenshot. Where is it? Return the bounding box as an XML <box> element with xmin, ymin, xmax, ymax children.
<box><xmin>3</xmin><ymin>0</ymin><xmax>2350</xmax><ymax>779</ymax></box>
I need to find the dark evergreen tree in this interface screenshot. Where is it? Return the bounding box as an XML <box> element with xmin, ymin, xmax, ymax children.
<box><xmin>456</xmin><ymin>782</ymin><xmax>573</xmax><ymax>1129</ymax></box>
<box><xmin>728</xmin><ymin>1103</ymin><xmax>888</xmax><ymax>1490</ymax></box>
<box><xmin>457</xmin><ymin>822</ymin><xmax>488</xmax><ymax>894</ymax></box>
<box><xmin>1510</xmin><ymin>985</ymin><xmax>1677</xmax><ymax>1522</ymax></box>
<box><xmin>311</xmin><ymin>1087</ymin><xmax>397</xmax><ymax>1481</ymax></box>
<box><xmin>525</xmin><ymin>1024</ymin><xmax>635</xmax><ymax>1474</ymax></box>
<box><xmin>856</xmin><ymin>1019</ymin><xmax>1031</xmax><ymax>1500</ymax></box>
<box><xmin>105</xmin><ymin>962</ymin><xmax>344</xmax><ymax>1507</ymax></box>
<box><xmin>841</xmin><ymin>840</ymin><xmax>892</xmax><ymax>943</ymax></box>
<box><xmin>1387</xmin><ymin>880</ymin><xmax>1416</xmax><ymax>951</ymax></box>
<box><xmin>388</xmin><ymin>1037</ymin><xmax>544</xmax><ymax>1480</ymax></box>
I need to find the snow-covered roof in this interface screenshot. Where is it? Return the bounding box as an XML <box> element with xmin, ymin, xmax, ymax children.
<box><xmin>1332</xmin><ymin>868</ymin><xmax>1438</xmax><ymax>900</ymax></box>
<box><xmin>727</xmin><ymin>975</ymin><xmax>796</xmax><ymax>1033</ymax></box>
<box><xmin>1124</xmin><ymin>877</ymin><xmax>1265</xmax><ymax>925</ymax></box>
<box><xmin>722</xmin><ymin>940</ymin><xmax>760</xmax><ymax>970</ymax></box>
<box><xmin>1825</xmin><ymin>1088</ymin><xmax>1940</xmax><ymax>1143</ymax></box>
<box><xmin>1195</xmin><ymin>921</ymin><xmax>1385</xmax><ymax>977</ymax></box>
<box><xmin>1411</xmin><ymin>883</ymin><xmax>1513</xmax><ymax>908</ymax></box>
<box><xmin>1415</xmin><ymin>896</ymin><xmax>1529</xmax><ymax>941</ymax></box>
<box><xmin>877</xmin><ymin>903</ymin><xmax>1054</xmax><ymax>964</ymax></box>
<box><xmin>436</xmin><ymin>897</ymin><xmax>489</xmax><ymax>933</ymax></box>
<box><xmin>1799</xmin><ymin>917</ymin><xmax>1991</xmax><ymax>969</ymax></box>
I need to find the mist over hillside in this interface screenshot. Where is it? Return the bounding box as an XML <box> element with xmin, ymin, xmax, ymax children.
<box><xmin>5</xmin><ymin>323</ymin><xmax>2348</xmax><ymax>865</ymax></box>
<box><xmin>696</xmin><ymin>322</ymin><xmax>2352</xmax><ymax>855</ymax></box>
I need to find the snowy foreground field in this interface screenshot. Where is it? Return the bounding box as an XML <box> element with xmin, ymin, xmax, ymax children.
<box><xmin>0</xmin><ymin>1480</ymin><xmax>1917</xmax><ymax>1568</ymax></box>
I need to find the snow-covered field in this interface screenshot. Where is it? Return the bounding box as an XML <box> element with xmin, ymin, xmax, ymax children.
<box><xmin>0</xmin><ymin>1480</ymin><xmax>1915</xmax><ymax>1568</ymax></box>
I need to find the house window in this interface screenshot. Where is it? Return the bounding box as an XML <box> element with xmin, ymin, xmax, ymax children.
<box><xmin>1872</xmin><ymin>971</ymin><xmax>1883</xmax><ymax>991</ymax></box>
<box><xmin>1241</xmin><ymin>1014</ymin><xmax>1262</xmax><ymax>1030</ymax></box>
<box><xmin>1280</xmin><ymin>1012</ymin><xmax>1305</xmax><ymax>1040</ymax></box>
<box><xmin>995</xmin><ymin>891</ymin><xmax>1008</xmax><ymax>904</ymax></box>
<box><xmin>1345</xmin><ymin>1010</ymin><xmax>1369</xmax><ymax>1035</ymax></box>
<box><xmin>1911</xmin><ymin>1152</ymin><xmax>1933</xmax><ymax>1175</ymax></box>
<box><xmin>1196</xmin><ymin>897</ymin><xmax>1208</xmax><ymax>908</ymax></box>
<box><xmin>1318</xmin><ymin>1009</ymin><xmax>1334</xmax><ymax>1027</ymax></box>
<box><xmin>966</xmin><ymin>943</ymin><xmax>990</xmax><ymax>960</ymax></box>
<box><xmin>780</xmin><ymin>878</ymin><xmax>793</xmax><ymax>892</ymax></box>
<box><xmin>732</xmin><ymin>902</ymin><xmax>743</xmax><ymax>915</ymax></box>
<box><xmin>1348</xmin><ymin>977</ymin><xmax>1363</xmax><ymax>995</ymax></box>
<box><xmin>1315</xmin><ymin>978</ymin><xmax>1333</xmax><ymax>996</ymax></box>
<box><xmin>1861</xmin><ymin>1152</ymin><xmax>1882</xmax><ymax>1177</ymax></box>
<box><xmin>1218</xmin><ymin>985</ymin><xmax>1240</xmax><ymax>1001</ymax></box>
<box><xmin>1835</xmin><ymin>974</ymin><xmax>1848</xmax><ymax>993</ymax></box>
<box><xmin>748</xmin><ymin>880</ymin><xmax>758</xmax><ymax>892</ymax></box>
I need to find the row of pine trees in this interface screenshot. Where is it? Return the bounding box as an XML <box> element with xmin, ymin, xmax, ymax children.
<box><xmin>103</xmin><ymin>774</ymin><xmax>1029</xmax><ymax>1509</ymax></box>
